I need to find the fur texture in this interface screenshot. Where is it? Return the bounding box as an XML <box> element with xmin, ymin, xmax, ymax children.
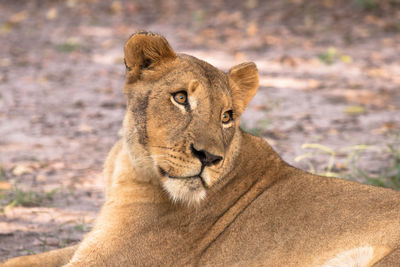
<box><xmin>2</xmin><ymin>32</ymin><xmax>400</xmax><ymax>267</ymax></box>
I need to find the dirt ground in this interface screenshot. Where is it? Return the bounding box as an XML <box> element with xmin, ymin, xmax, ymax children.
<box><xmin>0</xmin><ymin>0</ymin><xmax>399</xmax><ymax>260</ymax></box>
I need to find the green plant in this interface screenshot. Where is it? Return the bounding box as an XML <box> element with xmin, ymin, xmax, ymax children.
<box><xmin>241</xmin><ymin>117</ymin><xmax>271</xmax><ymax>137</ymax></box>
<box><xmin>0</xmin><ymin>165</ymin><xmax>4</xmax><ymax>180</ymax></box>
<box><xmin>23</xmin><ymin>249</ymin><xmax>35</xmax><ymax>255</ymax></box>
<box><xmin>240</xmin><ymin>107</ymin><xmax>273</xmax><ymax>137</ymax></box>
<box><xmin>388</xmin><ymin>144</ymin><xmax>400</xmax><ymax>188</ymax></box>
<box><xmin>1</xmin><ymin>184</ymin><xmax>58</xmax><ymax>210</ymax></box>
<box><xmin>349</xmin><ymin>144</ymin><xmax>400</xmax><ymax>189</ymax></box>
<box><xmin>56</xmin><ymin>237</ymin><xmax>68</xmax><ymax>248</ymax></box>
<box><xmin>295</xmin><ymin>143</ymin><xmax>338</xmax><ymax>177</ymax></box>
<box><xmin>45</xmin><ymin>188</ymin><xmax>59</xmax><ymax>199</ymax></box>
<box><xmin>318</xmin><ymin>47</ymin><xmax>353</xmax><ymax>65</ymax></box>
<box><xmin>39</xmin><ymin>237</ymin><xmax>48</xmax><ymax>252</ymax></box>
<box><xmin>55</xmin><ymin>39</ymin><xmax>81</xmax><ymax>53</ymax></box>
<box><xmin>295</xmin><ymin>143</ymin><xmax>379</xmax><ymax>177</ymax></box>
<box><xmin>355</xmin><ymin>0</ymin><xmax>378</xmax><ymax>10</ymax></box>
<box><xmin>74</xmin><ymin>218</ymin><xmax>90</xmax><ymax>232</ymax></box>
<box><xmin>295</xmin><ymin>142</ymin><xmax>400</xmax><ymax>189</ymax></box>
<box><xmin>318</xmin><ymin>47</ymin><xmax>337</xmax><ymax>65</ymax></box>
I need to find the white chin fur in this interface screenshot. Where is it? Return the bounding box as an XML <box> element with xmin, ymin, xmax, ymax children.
<box><xmin>162</xmin><ymin>178</ymin><xmax>206</xmax><ymax>205</ymax></box>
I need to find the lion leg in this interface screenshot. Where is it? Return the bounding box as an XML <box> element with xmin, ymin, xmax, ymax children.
<box><xmin>0</xmin><ymin>245</ymin><xmax>78</xmax><ymax>267</ymax></box>
<box><xmin>64</xmin><ymin>220</ymin><xmax>132</xmax><ymax>266</ymax></box>
<box><xmin>373</xmin><ymin>247</ymin><xmax>400</xmax><ymax>267</ymax></box>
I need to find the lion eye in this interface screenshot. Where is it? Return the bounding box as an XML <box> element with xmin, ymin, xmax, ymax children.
<box><xmin>173</xmin><ymin>91</ymin><xmax>188</xmax><ymax>105</ymax></box>
<box><xmin>222</xmin><ymin>111</ymin><xmax>232</xmax><ymax>124</ymax></box>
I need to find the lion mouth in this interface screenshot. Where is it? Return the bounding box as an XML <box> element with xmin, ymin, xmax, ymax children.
<box><xmin>158</xmin><ymin>167</ymin><xmax>208</xmax><ymax>188</ymax></box>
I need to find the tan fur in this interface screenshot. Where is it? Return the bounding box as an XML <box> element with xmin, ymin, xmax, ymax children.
<box><xmin>1</xmin><ymin>246</ymin><xmax>76</xmax><ymax>267</ymax></box>
<box><xmin>2</xmin><ymin>32</ymin><xmax>400</xmax><ymax>266</ymax></box>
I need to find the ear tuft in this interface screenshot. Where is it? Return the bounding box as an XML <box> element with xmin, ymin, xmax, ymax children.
<box><xmin>124</xmin><ymin>31</ymin><xmax>176</xmax><ymax>83</ymax></box>
<box><xmin>228</xmin><ymin>62</ymin><xmax>259</xmax><ymax>116</ymax></box>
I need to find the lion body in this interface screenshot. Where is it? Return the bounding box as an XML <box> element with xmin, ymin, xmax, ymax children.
<box><xmin>2</xmin><ymin>32</ymin><xmax>400</xmax><ymax>267</ymax></box>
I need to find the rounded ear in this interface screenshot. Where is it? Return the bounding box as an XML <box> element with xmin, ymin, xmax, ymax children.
<box><xmin>228</xmin><ymin>62</ymin><xmax>259</xmax><ymax>116</ymax></box>
<box><xmin>124</xmin><ymin>31</ymin><xmax>176</xmax><ymax>83</ymax></box>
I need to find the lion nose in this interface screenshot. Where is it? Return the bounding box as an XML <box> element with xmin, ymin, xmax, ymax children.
<box><xmin>190</xmin><ymin>144</ymin><xmax>223</xmax><ymax>167</ymax></box>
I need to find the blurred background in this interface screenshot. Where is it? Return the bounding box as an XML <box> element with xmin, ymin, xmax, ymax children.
<box><xmin>0</xmin><ymin>0</ymin><xmax>399</xmax><ymax>259</ymax></box>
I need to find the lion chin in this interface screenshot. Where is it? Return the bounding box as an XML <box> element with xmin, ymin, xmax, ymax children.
<box><xmin>161</xmin><ymin>177</ymin><xmax>206</xmax><ymax>205</ymax></box>
<box><xmin>158</xmin><ymin>167</ymin><xmax>206</xmax><ymax>205</ymax></box>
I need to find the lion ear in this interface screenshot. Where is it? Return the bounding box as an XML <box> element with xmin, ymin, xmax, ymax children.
<box><xmin>124</xmin><ymin>31</ymin><xmax>176</xmax><ymax>83</ymax></box>
<box><xmin>228</xmin><ymin>62</ymin><xmax>259</xmax><ymax>116</ymax></box>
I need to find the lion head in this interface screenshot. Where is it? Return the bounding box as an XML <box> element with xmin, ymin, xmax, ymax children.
<box><xmin>122</xmin><ymin>32</ymin><xmax>259</xmax><ymax>205</ymax></box>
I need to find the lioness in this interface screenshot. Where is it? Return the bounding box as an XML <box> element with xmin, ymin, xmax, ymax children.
<box><xmin>2</xmin><ymin>31</ymin><xmax>400</xmax><ymax>267</ymax></box>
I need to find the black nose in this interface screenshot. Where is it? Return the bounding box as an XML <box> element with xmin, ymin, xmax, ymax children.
<box><xmin>190</xmin><ymin>144</ymin><xmax>223</xmax><ymax>167</ymax></box>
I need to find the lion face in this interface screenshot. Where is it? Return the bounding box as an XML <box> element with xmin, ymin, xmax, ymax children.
<box><xmin>122</xmin><ymin>32</ymin><xmax>258</xmax><ymax>205</ymax></box>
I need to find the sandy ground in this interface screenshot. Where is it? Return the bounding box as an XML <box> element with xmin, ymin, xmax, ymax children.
<box><xmin>0</xmin><ymin>0</ymin><xmax>399</xmax><ymax>260</ymax></box>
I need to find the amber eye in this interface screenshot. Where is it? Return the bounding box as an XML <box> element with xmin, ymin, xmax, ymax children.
<box><xmin>222</xmin><ymin>111</ymin><xmax>232</xmax><ymax>124</ymax></box>
<box><xmin>173</xmin><ymin>91</ymin><xmax>188</xmax><ymax>105</ymax></box>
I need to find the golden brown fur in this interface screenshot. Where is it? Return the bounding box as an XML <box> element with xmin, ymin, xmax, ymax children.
<box><xmin>2</xmin><ymin>32</ymin><xmax>400</xmax><ymax>266</ymax></box>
